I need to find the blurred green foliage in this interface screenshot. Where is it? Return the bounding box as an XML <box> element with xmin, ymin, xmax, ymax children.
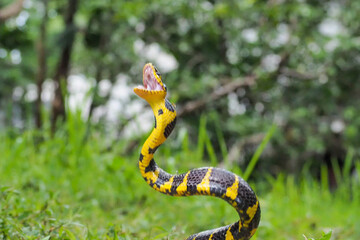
<box><xmin>1</xmin><ymin>0</ymin><xmax>359</xmax><ymax>174</ymax></box>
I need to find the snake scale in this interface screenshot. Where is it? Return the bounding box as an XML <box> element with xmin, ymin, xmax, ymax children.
<box><xmin>134</xmin><ymin>63</ymin><xmax>260</xmax><ymax>240</ymax></box>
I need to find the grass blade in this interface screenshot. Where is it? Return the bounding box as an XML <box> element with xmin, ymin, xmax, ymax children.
<box><xmin>243</xmin><ymin>123</ymin><xmax>277</xmax><ymax>181</ymax></box>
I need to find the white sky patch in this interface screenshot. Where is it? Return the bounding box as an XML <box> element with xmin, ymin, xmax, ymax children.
<box><xmin>291</xmin><ymin>36</ymin><xmax>300</xmax><ymax>45</ymax></box>
<box><xmin>103</xmin><ymin>73</ymin><xmax>160</xmax><ymax>137</ymax></box>
<box><xmin>25</xmin><ymin>83</ymin><xmax>37</xmax><ymax>102</ymax></box>
<box><xmin>331</xmin><ymin>119</ymin><xmax>345</xmax><ymax>133</ymax></box>
<box><xmin>98</xmin><ymin>79</ymin><xmax>112</xmax><ymax>97</ymax></box>
<box><xmin>16</xmin><ymin>11</ymin><xmax>29</xmax><ymax>27</ymax></box>
<box><xmin>308</xmin><ymin>42</ymin><xmax>321</xmax><ymax>54</ymax></box>
<box><xmin>104</xmin><ymin>93</ymin><xmax>153</xmax><ymax>137</ymax></box>
<box><xmin>23</xmin><ymin>0</ymin><xmax>32</xmax><ymax>8</ymax></box>
<box><xmin>228</xmin><ymin>92</ymin><xmax>246</xmax><ymax>116</ymax></box>
<box><xmin>226</xmin><ymin>46</ymin><xmax>239</xmax><ymax>64</ymax></box>
<box><xmin>13</xmin><ymin>86</ymin><xmax>24</xmax><ymax>101</ymax></box>
<box><xmin>255</xmin><ymin>102</ymin><xmax>264</xmax><ymax>113</ymax></box>
<box><xmin>91</xmin><ymin>105</ymin><xmax>107</xmax><ymax>123</ymax></box>
<box><xmin>319</xmin><ymin>74</ymin><xmax>328</xmax><ymax>84</ymax></box>
<box><xmin>278</xmin><ymin>75</ymin><xmax>290</xmax><ymax>86</ymax></box>
<box><xmin>262</xmin><ymin>54</ymin><xmax>281</xmax><ymax>72</ymax></box>
<box><xmin>105</xmin><ymin>98</ymin><xmax>123</xmax><ymax>123</ymax></box>
<box><xmin>325</xmin><ymin>39</ymin><xmax>339</xmax><ymax>52</ymax></box>
<box><xmin>111</xmin><ymin>74</ymin><xmax>132</xmax><ymax>102</ymax></box>
<box><xmin>328</xmin><ymin>2</ymin><xmax>341</xmax><ymax>17</ymax></box>
<box><xmin>242</xmin><ymin>28</ymin><xmax>258</xmax><ymax>43</ymax></box>
<box><xmin>0</xmin><ymin>48</ymin><xmax>7</xmax><ymax>58</ymax></box>
<box><xmin>41</xmin><ymin>79</ymin><xmax>55</xmax><ymax>103</ymax></box>
<box><xmin>7</xmin><ymin>69</ymin><xmax>155</xmax><ymax>135</ymax></box>
<box><xmin>67</xmin><ymin>74</ymin><xmax>93</xmax><ymax>119</ymax></box>
<box><xmin>10</xmin><ymin>49</ymin><xmax>21</xmax><ymax>64</ymax></box>
<box><xmin>105</xmin><ymin>74</ymin><xmax>149</xmax><ymax>127</ymax></box>
<box><xmin>252</xmin><ymin>47</ymin><xmax>262</xmax><ymax>57</ymax></box>
<box><xmin>274</xmin><ymin>112</ymin><xmax>285</xmax><ymax>126</ymax></box>
<box><xmin>133</xmin><ymin>39</ymin><xmax>145</xmax><ymax>53</ymax></box>
<box><xmin>125</xmin><ymin>99</ymin><xmax>144</xmax><ymax>118</ymax></box>
<box><xmin>48</xmin><ymin>9</ymin><xmax>57</xmax><ymax>18</ymax></box>
<box><xmin>271</xmin><ymin>23</ymin><xmax>289</xmax><ymax>47</ymax></box>
<box><xmin>104</xmin><ymin>75</ymin><xmax>132</xmax><ymax>122</ymax></box>
<box><xmin>201</xmin><ymin>1</ymin><xmax>213</xmax><ymax>11</ymax></box>
<box><xmin>318</xmin><ymin>18</ymin><xmax>345</xmax><ymax>37</ymax></box>
<box><xmin>133</xmin><ymin>40</ymin><xmax>178</xmax><ymax>73</ymax></box>
<box><xmin>178</xmin><ymin>18</ymin><xmax>190</xmax><ymax>35</ymax></box>
<box><xmin>135</xmin><ymin>22</ymin><xmax>145</xmax><ymax>33</ymax></box>
<box><xmin>144</xmin><ymin>43</ymin><xmax>178</xmax><ymax>72</ymax></box>
<box><xmin>75</xmin><ymin>71</ymin><xmax>152</xmax><ymax>137</ymax></box>
<box><xmin>123</xmin><ymin>109</ymin><xmax>153</xmax><ymax>138</ymax></box>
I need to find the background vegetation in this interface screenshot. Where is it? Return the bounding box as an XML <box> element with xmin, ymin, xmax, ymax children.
<box><xmin>1</xmin><ymin>0</ymin><xmax>359</xmax><ymax>239</ymax></box>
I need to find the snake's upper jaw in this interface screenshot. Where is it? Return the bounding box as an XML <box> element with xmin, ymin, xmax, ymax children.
<box><xmin>134</xmin><ymin>63</ymin><xmax>167</xmax><ymax>102</ymax></box>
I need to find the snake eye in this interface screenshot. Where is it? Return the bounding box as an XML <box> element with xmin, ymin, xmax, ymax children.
<box><xmin>154</xmin><ymin>66</ymin><xmax>162</xmax><ymax>79</ymax></box>
<box><xmin>163</xmin><ymin>83</ymin><xmax>167</xmax><ymax>91</ymax></box>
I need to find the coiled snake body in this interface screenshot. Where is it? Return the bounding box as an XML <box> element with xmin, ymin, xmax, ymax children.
<box><xmin>134</xmin><ymin>63</ymin><xmax>260</xmax><ymax>240</ymax></box>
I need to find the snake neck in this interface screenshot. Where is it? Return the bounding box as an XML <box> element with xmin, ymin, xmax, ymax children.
<box><xmin>138</xmin><ymin>98</ymin><xmax>176</xmax><ymax>184</ymax></box>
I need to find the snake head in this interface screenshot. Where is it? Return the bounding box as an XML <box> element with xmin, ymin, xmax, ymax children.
<box><xmin>134</xmin><ymin>63</ymin><xmax>167</xmax><ymax>103</ymax></box>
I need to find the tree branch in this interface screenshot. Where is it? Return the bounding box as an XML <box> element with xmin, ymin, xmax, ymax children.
<box><xmin>35</xmin><ymin>0</ymin><xmax>48</xmax><ymax>129</ymax></box>
<box><xmin>177</xmin><ymin>75</ymin><xmax>256</xmax><ymax>117</ymax></box>
<box><xmin>51</xmin><ymin>0</ymin><xmax>79</xmax><ymax>132</ymax></box>
<box><xmin>280</xmin><ymin>67</ymin><xmax>317</xmax><ymax>80</ymax></box>
<box><xmin>0</xmin><ymin>0</ymin><xmax>24</xmax><ymax>21</ymax></box>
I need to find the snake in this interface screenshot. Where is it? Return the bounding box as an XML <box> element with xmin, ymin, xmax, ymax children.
<box><xmin>134</xmin><ymin>63</ymin><xmax>260</xmax><ymax>240</ymax></box>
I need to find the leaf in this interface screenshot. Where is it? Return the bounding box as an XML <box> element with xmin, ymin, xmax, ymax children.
<box><xmin>318</xmin><ymin>230</ymin><xmax>332</xmax><ymax>240</ymax></box>
<box><xmin>63</xmin><ymin>229</ymin><xmax>77</xmax><ymax>240</ymax></box>
<box><xmin>303</xmin><ymin>230</ymin><xmax>332</xmax><ymax>240</ymax></box>
<box><xmin>243</xmin><ymin>123</ymin><xmax>277</xmax><ymax>181</ymax></box>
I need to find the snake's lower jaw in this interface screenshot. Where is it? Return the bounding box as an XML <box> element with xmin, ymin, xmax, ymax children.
<box><xmin>133</xmin><ymin>87</ymin><xmax>166</xmax><ymax>104</ymax></box>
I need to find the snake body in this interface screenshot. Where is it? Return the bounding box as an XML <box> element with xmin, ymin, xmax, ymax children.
<box><xmin>134</xmin><ymin>63</ymin><xmax>260</xmax><ymax>240</ymax></box>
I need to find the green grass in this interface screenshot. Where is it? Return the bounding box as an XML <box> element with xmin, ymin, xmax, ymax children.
<box><xmin>0</xmin><ymin>113</ymin><xmax>358</xmax><ymax>239</ymax></box>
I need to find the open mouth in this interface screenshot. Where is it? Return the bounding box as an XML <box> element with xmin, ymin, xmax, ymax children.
<box><xmin>136</xmin><ymin>64</ymin><xmax>164</xmax><ymax>91</ymax></box>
